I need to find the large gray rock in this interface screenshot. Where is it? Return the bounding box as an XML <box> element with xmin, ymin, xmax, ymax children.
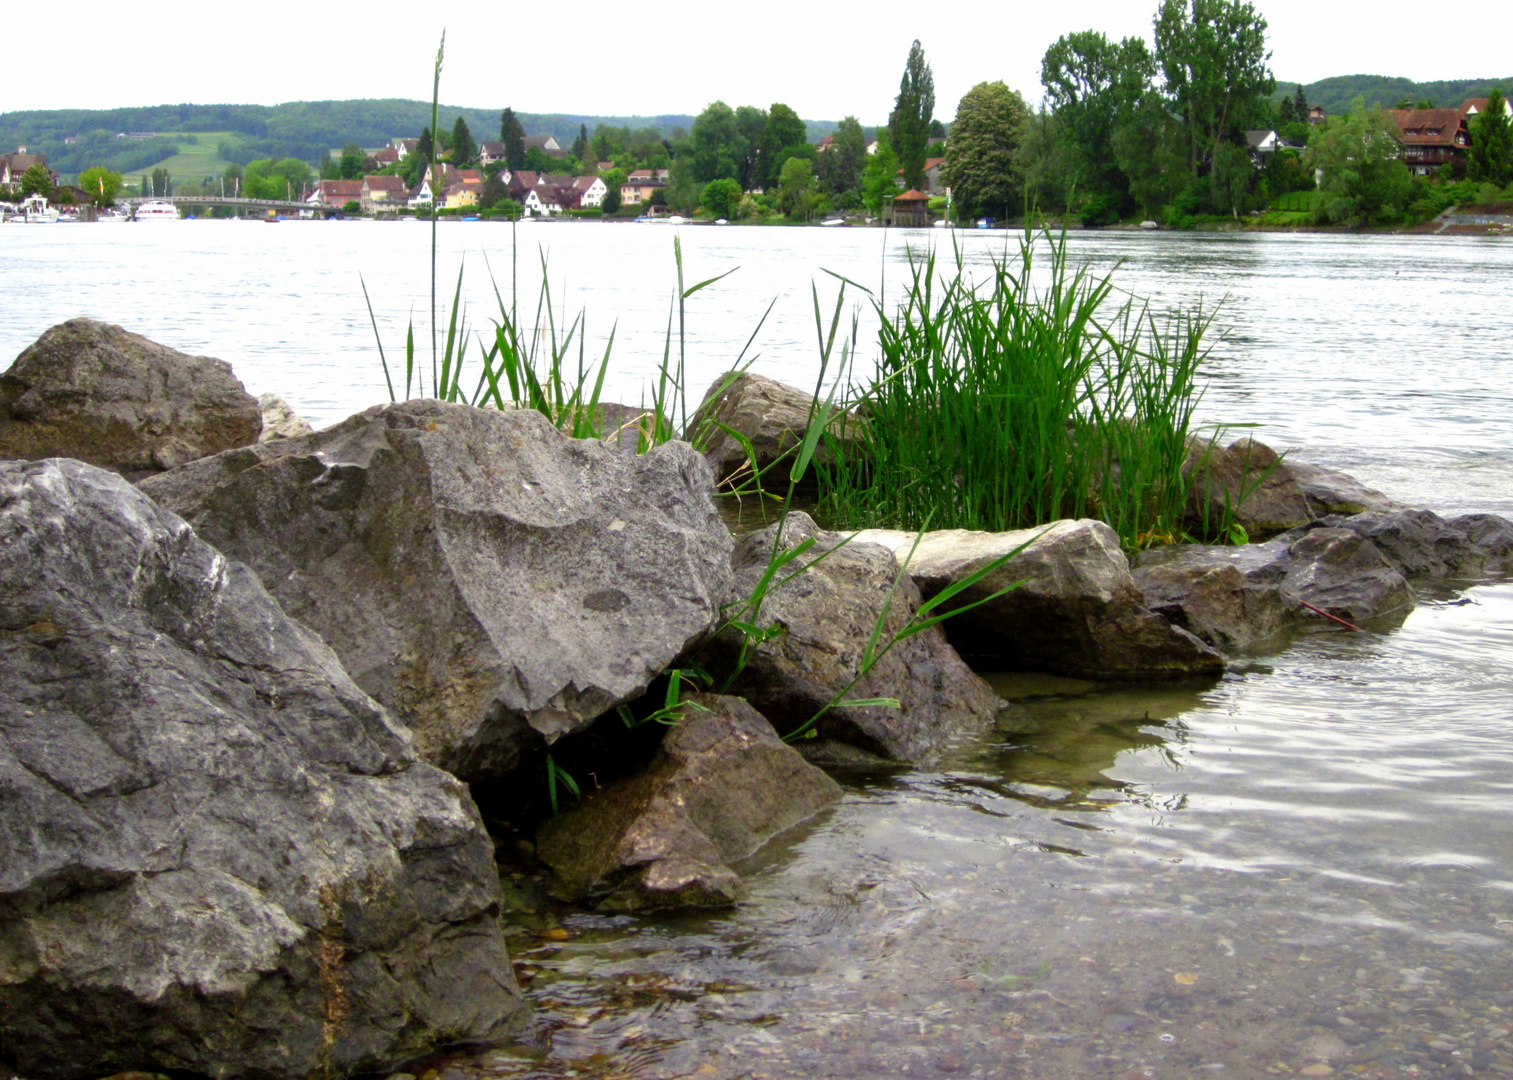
<box><xmin>687</xmin><ymin>371</ymin><xmax>864</xmax><ymax>488</ymax></box>
<box><xmin>1132</xmin><ymin>559</ymin><xmax>1300</xmax><ymax>655</ymax></box>
<box><xmin>1135</xmin><ymin>526</ymin><xmax>1415</xmax><ymax>631</ymax></box>
<box><xmin>702</xmin><ymin>513</ymin><xmax>1007</xmax><ymax>763</ymax></box>
<box><xmin>535</xmin><ymin>694</ymin><xmax>841</xmax><ymax>911</ymax></box>
<box><xmin>1448</xmin><ymin>513</ymin><xmax>1513</xmax><ymax>566</ymax></box>
<box><xmin>0</xmin><ymin>319</ymin><xmax>261</xmax><ymax>479</ymax></box>
<box><xmin>854</xmin><ymin>519</ymin><xmax>1226</xmax><ymax>680</ymax></box>
<box><xmin>1314</xmin><ymin>509</ymin><xmax>1492</xmax><ymax>580</ymax></box>
<box><xmin>1184</xmin><ymin>437</ymin><xmax>1312</xmax><ymax>536</ymax></box>
<box><xmin>138</xmin><ymin>400</ymin><xmax>732</xmax><ymax>780</ymax></box>
<box><xmin>1287</xmin><ymin>460</ymin><xmax>1404</xmax><ymax>517</ymax></box>
<box><xmin>0</xmin><ymin>459</ymin><xmax>525</xmax><ymax>1080</ymax></box>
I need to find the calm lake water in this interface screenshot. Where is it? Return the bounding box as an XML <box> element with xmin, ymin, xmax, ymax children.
<box><xmin>4</xmin><ymin>222</ymin><xmax>1513</xmax><ymax>1079</ymax></box>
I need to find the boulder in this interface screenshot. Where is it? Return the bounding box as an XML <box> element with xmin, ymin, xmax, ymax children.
<box><xmin>1184</xmin><ymin>437</ymin><xmax>1311</xmax><ymax>536</ymax></box>
<box><xmin>1135</xmin><ymin>526</ymin><xmax>1415</xmax><ymax>631</ymax></box>
<box><xmin>0</xmin><ymin>459</ymin><xmax>525</xmax><ymax>1080</ymax></box>
<box><xmin>854</xmin><ymin>519</ymin><xmax>1226</xmax><ymax>680</ymax></box>
<box><xmin>1132</xmin><ymin>559</ymin><xmax>1300</xmax><ymax>655</ymax></box>
<box><xmin>702</xmin><ymin>513</ymin><xmax>1007</xmax><ymax>763</ymax></box>
<box><xmin>687</xmin><ymin>371</ymin><xmax>864</xmax><ymax>488</ymax></box>
<box><xmin>1286</xmin><ymin>459</ymin><xmax>1404</xmax><ymax>517</ymax></box>
<box><xmin>535</xmin><ymin>694</ymin><xmax>841</xmax><ymax>911</ymax></box>
<box><xmin>1448</xmin><ymin>512</ymin><xmax>1513</xmax><ymax>565</ymax></box>
<box><xmin>257</xmin><ymin>393</ymin><xmax>315</xmax><ymax>442</ymax></box>
<box><xmin>138</xmin><ymin>400</ymin><xmax>733</xmax><ymax>781</ymax></box>
<box><xmin>1314</xmin><ymin>509</ymin><xmax>1490</xmax><ymax>580</ymax></box>
<box><xmin>0</xmin><ymin>319</ymin><xmax>261</xmax><ymax>479</ymax></box>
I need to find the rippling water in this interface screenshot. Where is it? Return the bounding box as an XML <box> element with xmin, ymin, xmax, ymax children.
<box><xmin>5</xmin><ymin>222</ymin><xmax>1512</xmax><ymax>1078</ymax></box>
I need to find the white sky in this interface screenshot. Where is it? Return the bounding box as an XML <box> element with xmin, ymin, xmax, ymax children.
<box><xmin>9</xmin><ymin>0</ymin><xmax>1511</xmax><ymax>123</ymax></box>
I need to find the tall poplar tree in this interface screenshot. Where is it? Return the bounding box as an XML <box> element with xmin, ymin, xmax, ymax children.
<box><xmin>450</xmin><ymin>116</ymin><xmax>477</xmax><ymax>167</ymax></box>
<box><xmin>890</xmin><ymin>40</ymin><xmax>935</xmax><ymax>191</ymax></box>
<box><xmin>499</xmin><ymin>107</ymin><xmax>526</xmax><ymax>169</ymax></box>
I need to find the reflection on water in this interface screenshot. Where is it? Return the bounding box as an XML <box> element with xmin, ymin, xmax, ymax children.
<box><xmin>448</xmin><ymin>583</ymin><xmax>1513</xmax><ymax>1080</ymax></box>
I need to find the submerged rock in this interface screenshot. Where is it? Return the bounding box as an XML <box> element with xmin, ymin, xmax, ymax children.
<box><xmin>536</xmin><ymin>694</ymin><xmax>841</xmax><ymax>910</ymax></box>
<box><xmin>1183</xmin><ymin>437</ymin><xmax>1312</xmax><ymax>536</ymax></box>
<box><xmin>702</xmin><ymin>513</ymin><xmax>1007</xmax><ymax>763</ymax></box>
<box><xmin>1312</xmin><ymin>509</ymin><xmax>1494</xmax><ymax>580</ymax></box>
<box><xmin>854</xmin><ymin>519</ymin><xmax>1226</xmax><ymax>680</ymax></box>
<box><xmin>0</xmin><ymin>459</ymin><xmax>525</xmax><ymax>1080</ymax></box>
<box><xmin>1135</xmin><ymin>526</ymin><xmax>1415</xmax><ymax>632</ymax></box>
<box><xmin>139</xmin><ymin>400</ymin><xmax>732</xmax><ymax>780</ymax></box>
<box><xmin>0</xmin><ymin>318</ymin><xmax>261</xmax><ymax>479</ymax></box>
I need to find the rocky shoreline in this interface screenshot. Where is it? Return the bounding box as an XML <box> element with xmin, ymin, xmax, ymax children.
<box><xmin>2</xmin><ymin>318</ymin><xmax>1510</xmax><ymax>1079</ymax></box>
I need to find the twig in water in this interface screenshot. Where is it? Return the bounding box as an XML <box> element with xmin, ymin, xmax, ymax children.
<box><xmin>1292</xmin><ymin>596</ymin><xmax>1366</xmax><ymax>633</ymax></box>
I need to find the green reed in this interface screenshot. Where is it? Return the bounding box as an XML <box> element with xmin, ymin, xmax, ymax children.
<box><xmin>815</xmin><ymin>232</ymin><xmax>1213</xmax><ymax>549</ymax></box>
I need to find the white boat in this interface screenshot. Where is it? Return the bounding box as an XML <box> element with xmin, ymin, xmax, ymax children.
<box><xmin>134</xmin><ymin>201</ymin><xmax>180</xmax><ymax>220</ymax></box>
<box><xmin>5</xmin><ymin>194</ymin><xmax>60</xmax><ymax>223</ymax></box>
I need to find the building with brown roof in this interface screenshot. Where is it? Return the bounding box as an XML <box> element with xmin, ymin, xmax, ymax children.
<box><xmin>360</xmin><ymin>174</ymin><xmax>408</xmax><ymax>213</ymax></box>
<box><xmin>1388</xmin><ymin>108</ymin><xmax>1472</xmax><ymax>175</ymax></box>
<box><xmin>307</xmin><ymin>179</ymin><xmax>364</xmax><ymax>208</ymax></box>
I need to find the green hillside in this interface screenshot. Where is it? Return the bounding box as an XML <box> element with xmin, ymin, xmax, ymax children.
<box><xmin>1277</xmin><ymin>75</ymin><xmax>1513</xmax><ymax>115</ymax></box>
<box><xmin>0</xmin><ymin>101</ymin><xmax>701</xmax><ymax>179</ymax></box>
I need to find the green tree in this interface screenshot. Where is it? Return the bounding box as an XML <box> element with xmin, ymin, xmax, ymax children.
<box><xmin>499</xmin><ymin>108</ymin><xmax>526</xmax><ymax>169</ymax></box>
<box><xmin>777</xmin><ymin>156</ymin><xmax>818</xmax><ymax>218</ymax></box>
<box><xmin>571</xmin><ymin>123</ymin><xmax>589</xmax><ymax>160</ymax></box>
<box><xmin>890</xmin><ymin>40</ymin><xmax>936</xmax><ymax>191</ymax></box>
<box><xmin>600</xmin><ymin>167</ymin><xmax>626</xmax><ymax>213</ymax></box>
<box><xmin>760</xmin><ymin>103</ymin><xmax>808</xmax><ymax>189</ymax></box>
<box><xmin>1154</xmin><ymin>0</ymin><xmax>1275</xmax><ymax>207</ymax></box>
<box><xmin>20</xmin><ymin>163</ymin><xmax>54</xmax><ymax>198</ymax></box>
<box><xmin>150</xmin><ymin>167</ymin><xmax>171</xmax><ymax>198</ymax></box>
<box><xmin>1293</xmin><ymin>83</ymin><xmax>1308</xmax><ymax>120</ymax></box>
<box><xmin>339</xmin><ymin>142</ymin><xmax>365</xmax><ymax>180</ymax></box>
<box><xmin>688</xmin><ymin>101</ymin><xmax>743</xmax><ymax>183</ymax></box>
<box><xmin>940</xmin><ymin>82</ymin><xmax>1029</xmax><ymax>220</ymax></box>
<box><xmin>1041</xmin><ymin>31</ymin><xmax>1155</xmax><ymax>205</ymax></box>
<box><xmin>450</xmin><ymin>116</ymin><xmax>477</xmax><ymax>167</ymax></box>
<box><xmin>701</xmin><ymin>177</ymin><xmax>743</xmax><ymax>218</ymax></box>
<box><xmin>1306</xmin><ymin>101</ymin><xmax>1412</xmax><ymax>226</ymax></box>
<box><xmin>77</xmin><ymin>165</ymin><xmax>124</xmax><ymax>207</ymax></box>
<box><xmin>734</xmin><ymin>105</ymin><xmax>769</xmax><ymax>190</ymax></box>
<box><xmin>1469</xmin><ymin>89</ymin><xmax>1513</xmax><ymax>187</ymax></box>
<box><xmin>861</xmin><ymin>137</ymin><xmax>901</xmax><ymax>214</ymax></box>
<box><xmin>819</xmin><ymin>115</ymin><xmax>868</xmax><ymax>203</ymax></box>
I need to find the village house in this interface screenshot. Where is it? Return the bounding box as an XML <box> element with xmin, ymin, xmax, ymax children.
<box><xmin>572</xmin><ymin>175</ymin><xmax>608</xmax><ymax>208</ymax></box>
<box><xmin>442</xmin><ymin>169</ymin><xmax>484</xmax><ymax>209</ymax></box>
<box><xmin>371</xmin><ymin>147</ymin><xmax>400</xmax><ymax>168</ymax></box>
<box><xmin>620</xmin><ymin>168</ymin><xmax>669</xmax><ymax>205</ymax></box>
<box><xmin>360</xmin><ymin>174</ymin><xmax>408</xmax><ymax>213</ymax></box>
<box><xmin>894</xmin><ymin>157</ymin><xmax>946</xmax><ymax>195</ymax></box>
<box><xmin>1462</xmin><ymin>96</ymin><xmax>1513</xmax><ymax>118</ymax></box>
<box><xmin>1</xmin><ymin>150</ymin><xmax>55</xmax><ymax>190</ymax></box>
<box><xmin>478</xmin><ymin>141</ymin><xmax>510</xmax><ymax>167</ymax></box>
<box><xmin>524</xmin><ymin>135</ymin><xmax>568</xmax><ymax>159</ymax></box>
<box><xmin>408</xmin><ymin>179</ymin><xmax>434</xmax><ymax>210</ymax></box>
<box><xmin>391</xmin><ymin>138</ymin><xmax>419</xmax><ymax>159</ymax></box>
<box><xmin>306</xmin><ymin>179</ymin><xmax>363</xmax><ymax>209</ymax></box>
<box><xmin>1388</xmin><ymin>107</ymin><xmax>1472</xmax><ymax>175</ymax></box>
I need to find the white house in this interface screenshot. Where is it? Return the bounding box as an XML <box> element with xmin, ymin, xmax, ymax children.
<box><xmin>573</xmin><ymin>175</ymin><xmax>608</xmax><ymax>208</ymax></box>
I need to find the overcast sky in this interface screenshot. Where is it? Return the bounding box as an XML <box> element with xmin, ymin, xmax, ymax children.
<box><xmin>10</xmin><ymin>0</ymin><xmax>1511</xmax><ymax>123</ymax></box>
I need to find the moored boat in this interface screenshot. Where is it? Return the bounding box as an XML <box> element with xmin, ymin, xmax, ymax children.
<box><xmin>4</xmin><ymin>195</ymin><xmax>60</xmax><ymax>223</ymax></box>
<box><xmin>134</xmin><ymin>201</ymin><xmax>180</xmax><ymax>220</ymax></box>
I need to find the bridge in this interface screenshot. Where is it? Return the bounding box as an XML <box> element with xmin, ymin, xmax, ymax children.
<box><xmin>118</xmin><ymin>195</ymin><xmax>342</xmax><ymax>217</ymax></box>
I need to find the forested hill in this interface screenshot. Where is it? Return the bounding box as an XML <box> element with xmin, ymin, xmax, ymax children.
<box><xmin>1279</xmin><ymin>76</ymin><xmax>1513</xmax><ymax>115</ymax></box>
<box><xmin>0</xmin><ymin>100</ymin><xmax>703</xmax><ymax>174</ymax></box>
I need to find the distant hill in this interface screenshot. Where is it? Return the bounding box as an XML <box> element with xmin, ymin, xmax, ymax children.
<box><xmin>1275</xmin><ymin>75</ymin><xmax>1513</xmax><ymax>115</ymax></box>
<box><xmin>0</xmin><ymin>100</ymin><xmax>846</xmax><ymax>179</ymax></box>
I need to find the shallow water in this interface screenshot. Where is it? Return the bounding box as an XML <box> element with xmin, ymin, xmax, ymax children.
<box><xmin>4</xmin><ymin>223</ymin><xmax>1512</xmax><ymax>1078</ymax></box>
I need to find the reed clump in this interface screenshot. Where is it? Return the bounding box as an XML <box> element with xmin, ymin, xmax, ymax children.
<box><xmin>814</xmin><ymin>233</ymin><xmax>1212</xmax><ymax>550</ymax></box>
